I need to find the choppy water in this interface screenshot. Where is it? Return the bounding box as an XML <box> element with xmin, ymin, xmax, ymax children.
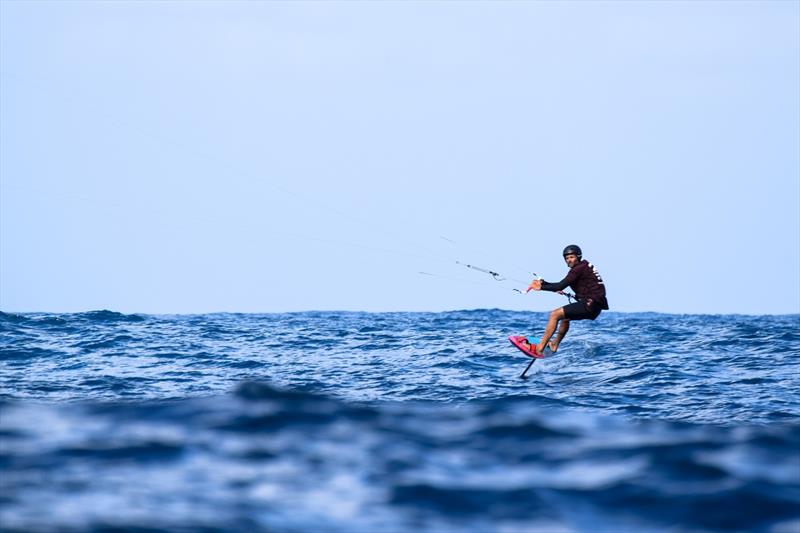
<box><xmin>1</xmin><ymin>310</ymin><xmax>799</xmax><ymax>532</ymax></box>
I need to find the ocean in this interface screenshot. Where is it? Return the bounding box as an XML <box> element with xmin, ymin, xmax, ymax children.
<box><xmin>1</xmin><ymin>310</ymin><xmax>798</xmax><ymax>532</ymax></box>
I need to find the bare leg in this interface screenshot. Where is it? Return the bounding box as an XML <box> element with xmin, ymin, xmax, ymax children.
<box><xmin>536</xmin><ymin>307</ymin><xmax>565</xmax><ymax>354</ymax></box>
<box><xmin>549</xmin><ymin>320</ymin><xmax>570</xmax><ymax>352</ymax></box>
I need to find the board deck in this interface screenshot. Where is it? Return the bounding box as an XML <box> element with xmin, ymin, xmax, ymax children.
<box><xmin>508</xmin><ymin>335</ymin><xmax>545</xmax><ymax>358</ymax></box>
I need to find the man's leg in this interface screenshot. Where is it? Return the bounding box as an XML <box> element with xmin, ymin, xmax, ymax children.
<box><xmin>536</xmin><ymin>307</ymin><xmax>565</xmax><ymax>354</ymax></box>
<box><xmin>549</xmin><ymin>320</ymin><xmax>570</xmax><ymax>352</ymax></box>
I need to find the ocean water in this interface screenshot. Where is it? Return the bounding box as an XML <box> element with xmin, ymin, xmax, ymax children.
<box><xmin>1</xmin><ymin>310</ymin><xmax>799</xmax><ymax>532</ymax></box>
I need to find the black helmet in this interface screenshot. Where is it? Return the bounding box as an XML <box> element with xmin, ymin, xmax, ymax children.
<box><xmin>563</xmin><ymin>244</ymin><xmax>582</xmax><ymax>259</ymax></box>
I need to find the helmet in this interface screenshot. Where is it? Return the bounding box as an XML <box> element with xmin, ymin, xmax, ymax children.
<box><xmin>562</xmin><ymin>244</ymin><xmax>582</xmax><ymax>259</ymax></box>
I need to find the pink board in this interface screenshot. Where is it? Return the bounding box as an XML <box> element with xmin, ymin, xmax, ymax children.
<box><xmin>508</xmin><ymin>335</ymin><xmax>545</xmax><ymax>359</ymax></box>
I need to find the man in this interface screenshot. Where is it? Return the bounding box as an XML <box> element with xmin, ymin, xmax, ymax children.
<box><xmin>525</xmin><ymin>244</ymin><xmax>608</xmax><ymax>356</ymax></box>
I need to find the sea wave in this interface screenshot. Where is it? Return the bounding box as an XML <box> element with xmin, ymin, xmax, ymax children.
<box><xmin>1</xmin><ymin>310</ymin><xmax>799</xmax><ymax>531</ymax></box>
<box><xmin>1</xmin><ymin>382</ymin><xmax>798</xmax><ymax>532</ymax></box>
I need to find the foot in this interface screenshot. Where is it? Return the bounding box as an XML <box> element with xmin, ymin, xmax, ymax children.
<box><xmin>548</xmin><ymin>339</ymin><xmax>560</xmax><ymax>353</ymax></box>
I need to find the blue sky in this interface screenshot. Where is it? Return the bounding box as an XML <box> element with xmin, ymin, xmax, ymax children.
<box><xmin>1</xmin><ymin>1</ymin><xmax>798</xmax><ymax>315</ymax></box>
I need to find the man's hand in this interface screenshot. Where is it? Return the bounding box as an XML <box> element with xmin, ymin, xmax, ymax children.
<box><xmin>526</xmin><ymin>279</ymin><xmax>543</xmax><ymax>293</ymax></box>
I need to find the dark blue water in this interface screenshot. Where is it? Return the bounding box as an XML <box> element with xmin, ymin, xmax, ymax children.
<box><xmin>1</xmin><ymin>310</ymin><xmax>799</xmax><ymax>532</ymax></box>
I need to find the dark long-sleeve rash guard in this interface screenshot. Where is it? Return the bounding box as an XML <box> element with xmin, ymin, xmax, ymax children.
<box><xmin>540</xmin><ymin>260</ymin><xmax>609</xmax><ymax>309</ymax></box>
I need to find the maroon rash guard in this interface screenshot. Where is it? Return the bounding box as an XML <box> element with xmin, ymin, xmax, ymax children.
<box><xmin>540</xmin><ymin>260</ymin><xmax>609</xmax><ymax>311</ymax></box>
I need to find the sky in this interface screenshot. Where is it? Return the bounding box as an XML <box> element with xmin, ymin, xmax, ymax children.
<box><xmin>1</xmin><ymin>0</ymin><xmax>798</xmax><ymax>315</ymax></box>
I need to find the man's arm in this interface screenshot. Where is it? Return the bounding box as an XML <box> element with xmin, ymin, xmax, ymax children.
<box><xmin>539</xmin><ymin>277</ymin><xmax>570</xmax><ymax>292</ymax></box>
<box><xmin>537</xmin><ymin>264</ymin><xmax>582</xmax><ymax>292</ymax></box>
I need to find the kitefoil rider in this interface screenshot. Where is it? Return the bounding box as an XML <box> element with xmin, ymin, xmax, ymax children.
<box><xmin>525</xmin><ymin>245</ymin><xmax>609</xmax><ymax>355</ymax></box>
